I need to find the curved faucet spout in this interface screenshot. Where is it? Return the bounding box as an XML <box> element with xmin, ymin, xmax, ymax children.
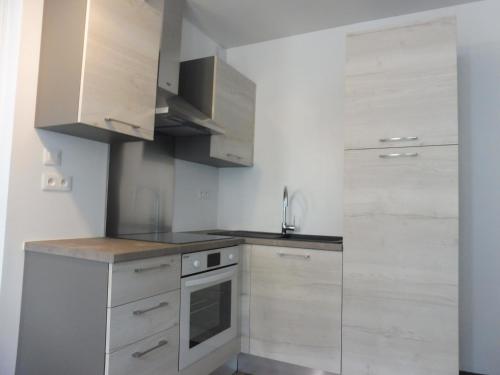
<box><xmin>281</xmin><ymin>186</ymin><xmax>295</xmax><ymax>235</ymax></box>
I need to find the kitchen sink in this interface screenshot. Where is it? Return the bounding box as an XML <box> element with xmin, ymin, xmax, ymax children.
<box><xmin>206</xmin><ymin>230</ymin><xmax>342</xmax><ymax>244</ymax></box>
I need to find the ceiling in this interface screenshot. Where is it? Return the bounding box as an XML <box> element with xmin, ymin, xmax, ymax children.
<box><xmin>185</xmin><ymin>0</ymin><xmax>480</xmax><ymax>48</ymax></box>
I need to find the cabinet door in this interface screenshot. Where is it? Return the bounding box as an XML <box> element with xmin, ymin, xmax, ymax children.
<box><xmin>210</xmin><ymin>59</ymin><xmax>256</xmax><ymax>166</ymax></box>
<box><xmin>250</xmin><ymin>246</ymin><xmax>342</xmax><ymax>374</ymax></box>
<box><xmin>79</xmin><ymin>0</ymin><xmax>164</xmax><ymax>140</ymax></box>
<box><xmin>239</xmin><ymin>245</ymin><xmax>252</xmax><ymax>353</ymax></box>
<box><xmin>345</xmin><ymin>18</ymin><xmax>458</xmax><ymax>150</ymax></box>
<box><xmin>342</xmin><ymin>146</ymin><xmax>458</xmax><ymax>375</ymax></box>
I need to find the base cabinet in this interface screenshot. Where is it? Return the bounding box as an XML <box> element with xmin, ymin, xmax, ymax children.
<box><xmin>247</xmin><ymin>245</ymin><xmax>342</xmax><ymax>374</ymax></box>
<box><xmin>17</xmin><ymin>252</ymin><xmax>181</xmax><ymax>375</ymax></box>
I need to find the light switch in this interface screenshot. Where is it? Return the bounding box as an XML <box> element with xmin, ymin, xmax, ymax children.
<box><xmin>43</xmin><ymin>148</ymin><xmax>62</xmax><ymax>166</ymax></box>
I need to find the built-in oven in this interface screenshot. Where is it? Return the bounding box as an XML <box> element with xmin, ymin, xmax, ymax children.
<box><xmin>179</xmin><ymin>246</ymin><xmax>239</xmax><ymax>370</ymax></box>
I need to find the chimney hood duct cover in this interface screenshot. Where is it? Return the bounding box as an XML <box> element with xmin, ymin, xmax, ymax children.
<box><xmin>155</xmin><ymin>0</ymin><xmax>224</xmax><ymax>136</ymax></box>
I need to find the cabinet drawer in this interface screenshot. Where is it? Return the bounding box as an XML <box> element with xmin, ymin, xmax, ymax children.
<box><xmin>105</xmin><ymin>327</ymin><xmax>179</xmax><ymax>375</ymax></box>
<box><xmin>108</xmin><ymin>255</ymin><xmax>180</xmax><ymax>307</ymax></box>
<box><xmin>107</xmin><ymin>290</ymin><xmax>180</xmax><ymax>353</ymax></box>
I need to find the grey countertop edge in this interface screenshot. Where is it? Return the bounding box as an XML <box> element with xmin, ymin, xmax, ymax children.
<box><xmin>24</xmin><ymin>234</ymin><xmax>342</xmax><ymax>264</ymax></box>
<box><xmin>240</xmin><ymin>237</ymin><xmax>342</xmax><ymax>252</ymax></box>
<box><xmin>24</xmin><ymin>238</ymin><xmax>244</xmax><ymax>264</ymax></box>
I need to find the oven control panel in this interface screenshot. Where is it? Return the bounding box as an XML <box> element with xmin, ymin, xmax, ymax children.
<box><xmin>181</xmin><ymin>246</ymin><xmax>240</xmax><ymax>276</ymax></box>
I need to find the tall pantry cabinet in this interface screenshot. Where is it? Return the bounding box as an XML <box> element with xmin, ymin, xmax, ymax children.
<box><xmin>342</xmin><ymin>18</ymin><xmax>459</xmax><ymax>375</ymax></box>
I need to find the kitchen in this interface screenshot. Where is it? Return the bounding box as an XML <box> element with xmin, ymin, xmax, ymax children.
<box><xmin>0</xmin><ymin>1</ymin><xmax>499</xmax><ymax>375</ymax></box>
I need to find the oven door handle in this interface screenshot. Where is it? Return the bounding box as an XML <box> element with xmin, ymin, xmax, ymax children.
<box><xmin>185</xmin><ymin>270</ymin><xmax>235</xmax><ymax>288</ymax></box>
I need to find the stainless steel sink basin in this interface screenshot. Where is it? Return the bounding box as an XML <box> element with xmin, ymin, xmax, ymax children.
<box><xmin>206</xmin><ymin>230</ymin><xmax>342</xmax><ymax>244</ymax></box>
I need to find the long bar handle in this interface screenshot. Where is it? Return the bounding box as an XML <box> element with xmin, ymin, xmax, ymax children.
<box><xmin>105</xmin><ymin>117</ymin><xmax>141</xmax><ymax>129</ymax></box>
<box><xmin>379</xmin><ymin>136</ymin><xmax>418</xmax><ymax>143</ymax></box>
<box><xmin>134</xmin><ymin>263</ymin><xmax>170</xmax><ymax>274</ymax></box>
<box><xmin>379</xmin><ymin>152</ymin><xmax>419</xmax><ymax>159</ymax></box>
<box><xmin>133</xmin><ymin>302</ymin><xmax>169</xmax><ymax>316</ymax></box>
<box><xmin>278</xmin><ymin>252</ymin><xmax>311</xmax><ymax>260</ymax></box>
<box><xmin>185</xmin><ymin>270</ymin><xmax>235</xmax><ymax>288</ymax></box>
<box><xmin>226</xmin><ymin>153</ymin><xmax>243</xmax><ymax>160</ymax></box>
<box><xmin>132</xmin><ymin>340</ymin><xmax>168</xmax><ymax>358</ymax></box>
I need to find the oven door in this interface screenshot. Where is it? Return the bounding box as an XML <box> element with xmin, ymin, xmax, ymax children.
<box><xmin>179</xmin><ymin>264</ymin><xmax>238</xmax><ymax>369</ymax></box>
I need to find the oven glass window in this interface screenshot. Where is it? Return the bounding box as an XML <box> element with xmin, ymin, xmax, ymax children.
<box><xmin>189</xmin><ymin>280</ymin><xmax>231</xmax><ymax>348</ymax></box>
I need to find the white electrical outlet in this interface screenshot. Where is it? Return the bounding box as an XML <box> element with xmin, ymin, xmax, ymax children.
<box><xmin>41</xmin><ymin>173</ymin><xmax>72</xmax><ymax>192</ymax></box>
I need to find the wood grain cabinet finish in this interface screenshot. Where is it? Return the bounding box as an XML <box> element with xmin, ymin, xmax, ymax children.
<box><xmin>249</xmin><ymin>245</ymin><xmax>342</xmax><ymax>374</ymax></box>
<box><xmin>35</xmin><ymin>0</ymin><xmax>164</xmax><ymax>143</ymax></box>
<box><xmin>175</xmin><ymin>56</ymin><xmax>256</xmax><ymax>167</ymax></box>
<box><xmin>106</xmin><ymin>290</ymin><xmax>180</xmax><ymax>353</ymax></box>
<box><xmin>210</xmin><ymin>58</ymin><xmax>256</xmax><ymax>166</ymax></box>
<box><xmin>105</xmin><ymin>327</ymin><xmax>179</xmax><ymax>375</ymax></box>
<box><xmin>343</xmin><ymin>146</ymin><xmax>459</xmax><ymax>375</ymax></box>
<box><xmin>108</xmin><ymin>254</ymin><xmax>181</xmax><ymax>307</ymax></box>
<box><xmin>345</xmin><ymin>18</ymin><xmax>458</xmax><ymax>150</ymax></box>
<box><xmin>239</xmin><ymin>245</ymin><xmax>252</xmax><ymax>353</ymax></box>
<box><xmin>17</xmin><ymin>252</ymin><xmax>181</xmax><ymax>375</ymax></box>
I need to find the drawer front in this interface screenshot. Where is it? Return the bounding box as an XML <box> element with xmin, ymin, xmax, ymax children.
<box><xmin>107</xmin><ymin>290</ymin><xmax>180</xmax><ymax>353</ymax></box>
<box><xmin>109</xmin><ymin>255</ymin><xmax>181</xmax><ymax>307</ymax></box>
<box><xmin>345</xmin><ymin>18</ymin><xmax>458</xmax><ymax>150</ymax></box>
<box><xmin>106</xmin><ymin>327</ymin><xmax>179</xmax><ymax>375</ymax></box>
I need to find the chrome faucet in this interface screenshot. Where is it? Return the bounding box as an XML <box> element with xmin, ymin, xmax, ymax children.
<box><xmin>281</xmin><ymin>186</ymin><xmax>296</xmax><ymax>236</ymax></box>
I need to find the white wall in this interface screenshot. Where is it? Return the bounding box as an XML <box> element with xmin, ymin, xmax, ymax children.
<box><xmin>222</xmin><ymin>2</ymin><xmax>500</xmax><ymax>373</ymax></box>
<box><xmin>0</xmin><ymin>0</ymin><xmax>22</xmax><ymax>288</ymax></box>
<box><xmin>172</xmin><ymin>19</ymin><xmax>223</xmax><ymax>232</ymax></box>
<box><xmin>0</xmin><ymin>1</ymin><xmax>109</xmax><ymax>374</ymax></box>
<box><xmin>220</xmin><ymin>28</ymin><xmax>345</xmax><ymax>235</ymax></box>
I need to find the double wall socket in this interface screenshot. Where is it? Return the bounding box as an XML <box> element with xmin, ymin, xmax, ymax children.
<box><xmin>42</xmin><ymin>173</ymin><xmax>72</xmax><ymax>192</ymax></box>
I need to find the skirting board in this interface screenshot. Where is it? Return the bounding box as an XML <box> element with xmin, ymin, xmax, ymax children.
<box><xmin>237</xmin><ymin>353</ymin><xmax>338</xmax><ymax>375</ymax></box>
<box><xmin>182</xmin><ymin>338</ymin><xmax>240</xmax><ymax>375</ymax></box>
<box><xmin>236</xmin><ymin>354</ymin><xmax>482</xmax><ymax>375</ymax></box>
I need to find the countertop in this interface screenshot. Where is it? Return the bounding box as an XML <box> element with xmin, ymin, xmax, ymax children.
<box><xmin>202</xmin><ymin>230</ymin><xmax>342</xmax><ymax>252</ymax></box>
<box><xmin>24</xmin><ymin>237</ymin><xmax>244</xmax><ymax>263</ymax></box>
<box><xmin>25</xmin><ymin>231</ymin><xmax>342</xmax><ymax>264</ymax></box>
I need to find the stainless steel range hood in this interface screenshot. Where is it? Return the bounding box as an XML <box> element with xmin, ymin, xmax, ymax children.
<box><xmin>155</xmin><ymin>0</ymin><xmax>224</xmax><ymax>136</ymax></box>
<box><xmin>155</xmin><ymin>88</ymin><xmax>225</xmax><ymax>136</ymax></box>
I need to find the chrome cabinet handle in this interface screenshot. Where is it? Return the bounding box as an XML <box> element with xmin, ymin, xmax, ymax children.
<box><xmin>134</xmin><ymin>263</ymin><xmax>170</xmax><ymax>273</ymax></box>
<box><xmin>379</xmin><ymin>136</ymin><xmax>418</xmax><ymax>143</ymax></box>
<box><xmin>105</xmin><ymin>117</ymin><xmax>141</xmax><ymax>129</ymax></box>
<box><xmin>185</xmin><ymin>269</ymin><xmax>235</xmax><ymax>288</ymax></box>
<box><xmin>226</xmin><ymin>153</ymin><xmax>243</xmax><ymax>160</ymax></box>
<box><xmin>133</xmin><ymin>302</ymin><xmax>169</xmax><ymax>316</ymax></box>
<box><xmin>131</xmin><ymin>340</ymin><xmax>168</xmax><ymax>358</ymax></box>
<box><xmin>379</xmin><ymin>152</ymin><xmax>419</xmax><ymax>159</ymax></box>
<box><xmin>278</xmin><ymin>252</ymin><xmax>311</xmax><ymax>260</ymax></box>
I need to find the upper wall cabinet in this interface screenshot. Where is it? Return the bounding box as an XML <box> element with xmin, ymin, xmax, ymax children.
<box><xmin>174</xmin><ymin>56</ymin><xmax>257</xmax><ymax>167</ymax></box>
<box><xmin>35</xmin><ymin>0</ymin><xmax>164</xmax><ymax>143</ymax></box>
<box><xmin>345</xmin><ymin>18</ymin><xmax>458</xmax><ymax>150</ymax></box>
